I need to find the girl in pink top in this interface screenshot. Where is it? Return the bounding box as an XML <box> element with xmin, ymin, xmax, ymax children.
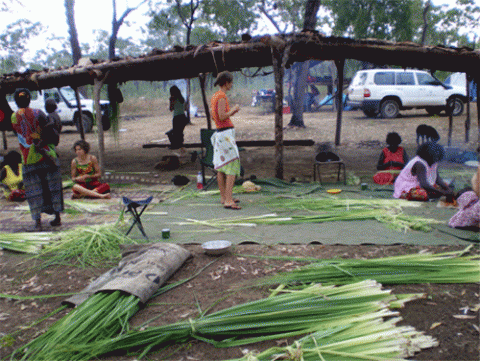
<box><xmin>393</xmin><ymin>142</ymin><xmax>453</xmax><ymax>201</ymax></box>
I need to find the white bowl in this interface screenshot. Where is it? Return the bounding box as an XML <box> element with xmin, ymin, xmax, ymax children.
<box><xmin>202</xmin><ymin>240</ymin><xmax>232</xmax><ymax>255</ymax></box>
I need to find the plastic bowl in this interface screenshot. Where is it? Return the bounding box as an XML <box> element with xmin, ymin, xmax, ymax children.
<box><xmin>202</xmin><ymin>240</ymin><xmax>232</xmax><ymax>256</ymax></box>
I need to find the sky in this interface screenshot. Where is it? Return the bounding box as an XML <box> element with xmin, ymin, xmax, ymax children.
<box><xmin>0</xmin><ymin>0</ymin><xmax>477</xmax><ymax>60</ymax></box>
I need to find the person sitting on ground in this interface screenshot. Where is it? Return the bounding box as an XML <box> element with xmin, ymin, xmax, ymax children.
<box><xmin>71</xmin><ymin>140</ymin><xmax>111</xmax><ymax>199</ymax></box>
<box><xmin>448</xmin><ymin>147</ymin><xmax>480</xmax><ymax>230</ymax></box>
<box><xmin>0</xmin><ymin>150</ymin><xmax>25</xmax><ymax>201</ymax></box>
<box><xmin>373</xmin><ymin>132</ymin><xmax>408</xmax><ymax>185</ymax></box>
<box><xmin>393</xmin><ymin>141</ymin><xmax>453</xmax><ymax>201</ymax></box>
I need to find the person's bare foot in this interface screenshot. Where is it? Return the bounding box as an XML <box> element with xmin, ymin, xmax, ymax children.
<box><xmin>101</xmin><ymin>193</ymin><xmax>111</xmax><ymax>199</ymax></box>
<box><xmin>221</xmin><ymin>199</ymin><xmax>240</xmax><ymax>204</ymax></box>
<box><xmin>224</xmin><ymin>203</ymin><xmax>241</xmax><ymax>210</ymax></box>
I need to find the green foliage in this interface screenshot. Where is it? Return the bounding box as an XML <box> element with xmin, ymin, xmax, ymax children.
<box><xmin>0</xmin><ymin>19</ymin><xmax>44</xmax><ymax>73</ymax></box>
<box><xmin>201</xmin><ymin>0</ymin><xmax>258</xmax><ymax>42</ymax></box>
<box><xmin>323</xmin><ymin>0</ymin><xmax>415</xmax><ymax>41</ymax></box>
<box><xmin>258</xmin><ymin>0</ymin><xmax>306</xmax><ymax>33</ymax></box>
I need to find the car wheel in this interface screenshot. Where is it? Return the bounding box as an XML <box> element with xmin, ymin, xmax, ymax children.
<box><xmin>362</xmin><ymin>109</ymin><xmax>378</xmax><ymax>118</ymax></box>
<box><xmin>75</xmin><ymin>113</ymin><xmax>93</xmax><ymax>133</ymax></box>
<box><xmin>426</xmin><ymin>107</ymin><xmax>442</xmax><ymax>116</ymax></box>
<box><xmin>380</xmin><ymin>99</ymin><xmax>400</xmax><ymax>119</ymax></box>
<box><xmin>449</xmin><ymin>97</ymin><xmax>464</xmax><ymax>116</ymax></box>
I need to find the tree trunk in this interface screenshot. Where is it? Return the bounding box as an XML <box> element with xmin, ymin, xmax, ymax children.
<box><xmin>421</xmin><ymin>0</ymin><xmax>431</xmax><ymax>46</ymax></box>
<box><xmin>65</xmin><ymin>0</ymin><xmax>82</xmax><ymax>65</ymax></box>
<box><xmin>303</xmin><ymin>0</ymin><xmax>321</xmax><ymax>30</ymax></box>
<box><xmin>288</xmin><ymin>0</ymin><xmax>321</xmax><ymax>128</ymax></box>
<box><xmin>288</xmin><ymin>62</ymin><xmax>309</xmax><ymax>127</ymax></box>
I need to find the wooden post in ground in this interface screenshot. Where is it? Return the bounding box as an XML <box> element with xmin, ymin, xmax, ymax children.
<box><xmin>2</xmin><ymin>130</ymin><xmax>6</xmax><ymax>150</ymax></box>
<box><xmin>465</xmin><ymin>73</ymin><xmax>470</xmax><ymax>143</ymax></box>
<box><xmin>334</xmin><ymin>59</ymin><xmax>345</xmax><ymax>146</ymax></box>
<box><xmin>73</xmin><ymin>87</ymin><xmax>85</xmax><ymax>140</ymax></box>
<box><xmin>272</xmin><ymin>47</ymin><xmax>285</xmax><ymax>180</ymax></box>
<box><xmin>93</xmin><ymin>74</ymin><xmax>107</xmax><ymax>175</ymax></box>
<box><xmin>199</xmin><ymin>73</ymin><xmax>211</xmax><ymax>129</ymax></box>
<box><xmin>477</xmin><ymin>74</ymin><xmax>480</xmax><ymax>143</ymax></box>
<box><xmin>447</xmin><ymin>98</ymin><xmax>454</xmax><ymax>147</ymax></box>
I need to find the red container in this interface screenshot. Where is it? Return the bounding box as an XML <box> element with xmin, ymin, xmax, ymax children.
<box><xmin>282</xmin><ymin>106</ymin><xmax>291</xmax><ymax>114</ymax></box>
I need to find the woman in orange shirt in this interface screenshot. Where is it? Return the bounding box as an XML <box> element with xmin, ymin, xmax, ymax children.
<box><xmin>210</xmin><ymin>71</ymin><xmax>241</xmax><ymax>210</ymax></box>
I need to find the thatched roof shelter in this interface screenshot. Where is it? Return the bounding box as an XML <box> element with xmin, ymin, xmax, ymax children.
<box><xmin>2</xmin><ymin>31</ymin><xmax>479</xmax><ymax>178</ymax></box>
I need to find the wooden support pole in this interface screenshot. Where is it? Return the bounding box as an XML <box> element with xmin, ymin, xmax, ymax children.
<box><xmin>94</xmin><ymin>76</ymin><xmax>107</xmax><ymax>176</ymax></box>
<box><xmin>73</xmin><ymin>87</ymin><xmax>85</xmax><ymax>140</ymax></box>
<box><xmin>447</xmin><ymin>97</ymin><xmax>454</xmax><ymax>147</ymax></box>
<box><xmin>2</xmin><ymin>130</ymin><xmax>6</xmax><ymax>150</ymax></box>
<box><xmin>476</xmin><ymin>73</ymin><xmax>480</xmax><ymax>142</ymax></box>
<box><xmin>334</xmin><ymin>59</ymin><xmax>345</xmax><ymax>146</ymax></box>
<box><xmin>272</xmin><ymin>48</ymin><xmax>285</xmax><ymax>180</ymax></box>
<box><xmin>199</xmin><ymin>73</ymin><xmax>211</xmax><ymax>129</ymax></box>
<box><xmin>465</xmin><ymin>73</ymin><xmax>470</xmax><ymax>143</ymax></box>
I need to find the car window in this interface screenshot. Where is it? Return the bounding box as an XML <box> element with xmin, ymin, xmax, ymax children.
<box><xmin>352</xmin><ymin>72</ymin><xmax>368</xmax><ymax>86</ymax></box>
<box><xmin>417</xmin><ymin>73</ymin><xmax>442</xmax><ymax>85</ymax></box>
<box><xmin>44</xmin><ymin>91</ymin><xmax>62</xmax><ymax>103</ymax></box>
<box><xmin>395</xmin><ymin>72</ymin><xmax>415</xmax><ymax>85</ymax></box>
<box><xmin>417</xmin><ymin>72</ymin><xmax>441</xmax><ymax>86</ymax></box>
<box><xmin>59</xmin><ymin>87</ymin><xmax>83</xmax><ymax>102</ymax></box>
<box><xmin>374</xmin><ymin>72</ymin><xmax>395</xmax><ymax>85</ymax></box>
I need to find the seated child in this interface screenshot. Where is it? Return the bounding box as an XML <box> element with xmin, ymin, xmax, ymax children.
<box><xmin>0</xmin><ymin>150</ymin><xmax>25</xmax><ymax>201</ymax></box>
<box><xmin>373</xmin><ymin>132</ymin><xmax>408</xmax><ymax>185</ymax></box>
<box><xmin>45</xmin><ymin>98</ymin><xmax>62</xmax><ymax>142</ymax></box>
<box><xmin>71</xmin><ymin>140</ymin><xmax>111</xmax><ymax>199</ymax></box>
<box><xmin>393</xmin><ymin>142</ymin><xmax>453</xmax><ymax>201</ymax></box>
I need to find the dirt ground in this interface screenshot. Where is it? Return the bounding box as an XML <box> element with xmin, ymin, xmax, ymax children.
<box><xmin>0</xmin><ymin>103</ymin><xmax>479</xmax><ymax>360</ymax></box>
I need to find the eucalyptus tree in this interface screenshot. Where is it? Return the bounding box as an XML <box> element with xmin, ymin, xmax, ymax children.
<box><xmin>65</xmin><ymin>0</ymin><xmax>82</xmax><ymax>65</ymax></box>
<box><xmin>287</xmin><ymin>0</ymin><xmax>321</xmax><ymax>128</ymax></box>
<box><xmin>323</xmin><ymin>0</ymin><xmax>415</xmax><ymax>41</ymax></box>
<box><xmin>0</xmin><ymin>19</ymin><xmax>43</xmax><ymax>74</ymax></box>
<box><xmin>425</xmin><ymin>0</ymin><xmax>480</xmax><ymax>47</ymax></box>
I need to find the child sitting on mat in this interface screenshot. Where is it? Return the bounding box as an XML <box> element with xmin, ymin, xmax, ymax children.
<box><xmin>373</xmin><ymin>132</ymin><xmax>408</xmax><ymax>185</ymax></box>
<box><xmin>0</xmin><ymin>150</ymin><xmax>25</xmax><ymax>201</ymax></box>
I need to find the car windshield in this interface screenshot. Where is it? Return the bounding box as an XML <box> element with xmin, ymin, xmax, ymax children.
<box><xmin>417</xmin><ymin>72</ymin><xmax>443</xmax><ymax>86</ymax></box>
<box><xmin>58</xmin><ymin>87</ymin><xmax>83</xmax><ymax>102</ymax></box>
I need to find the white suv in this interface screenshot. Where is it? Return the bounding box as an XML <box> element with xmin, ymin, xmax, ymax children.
<box><xmin>8</xmin><ymin>87</ymin><xmax>110</xmax><ymax>133</ymax></box>
<box><xmin>347</xmin><ymin>69</ymin><xmax>467</xmax><ymax>118</ymax></box>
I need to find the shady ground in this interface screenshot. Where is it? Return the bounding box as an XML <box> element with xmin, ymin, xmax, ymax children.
<box><xmin>0</xmin><ymin>100</ymin><xmax>479</xmax><ymax>360</ymax></box>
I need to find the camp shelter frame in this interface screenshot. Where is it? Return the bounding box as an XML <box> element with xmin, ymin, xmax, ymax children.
<box><xmin>1</xmin><ymin>32</ymin><xmax>479</xmax><ymax>178</ymax></box>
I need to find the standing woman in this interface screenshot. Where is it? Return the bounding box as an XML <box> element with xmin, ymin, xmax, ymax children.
<box><xmin>211</xmin><ymin>71</ymin><xmax>241</xmax><ymax>210</ymax></box>
<box><xmin>166</xmin><ymin>85</ymin><xmax>188</xmax><ymax>153</ymax></box>
<box><xmin>11</xmin><ymin>88</ymin><xmax>63</xmax><ymax>230</ymax></box>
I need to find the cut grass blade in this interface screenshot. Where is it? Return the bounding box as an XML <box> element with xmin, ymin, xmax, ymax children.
<box><xmin>77</xmin><ymin>281</ymin><xmax>424</xmax><ymax>359</ymax></box>
<box><xmin>38</xmin><ymin>222</ymin><xmax>145</xmax><ymax>268</ymax></box>
<box><xmin>0</xmin><ymin>232</ymin><xmax>53</xmax><ymax>254</ymax></box>
<box><xmin>258</xmin><ymin>247</ymin><xmax>480</xmax><ymax>286</ymax></box>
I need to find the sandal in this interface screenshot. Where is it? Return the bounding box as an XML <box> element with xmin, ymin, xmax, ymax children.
<box><xmin>224</xmin><ymin>203</ymin><xmax>242</xmax><ymax>210</ymax></box>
